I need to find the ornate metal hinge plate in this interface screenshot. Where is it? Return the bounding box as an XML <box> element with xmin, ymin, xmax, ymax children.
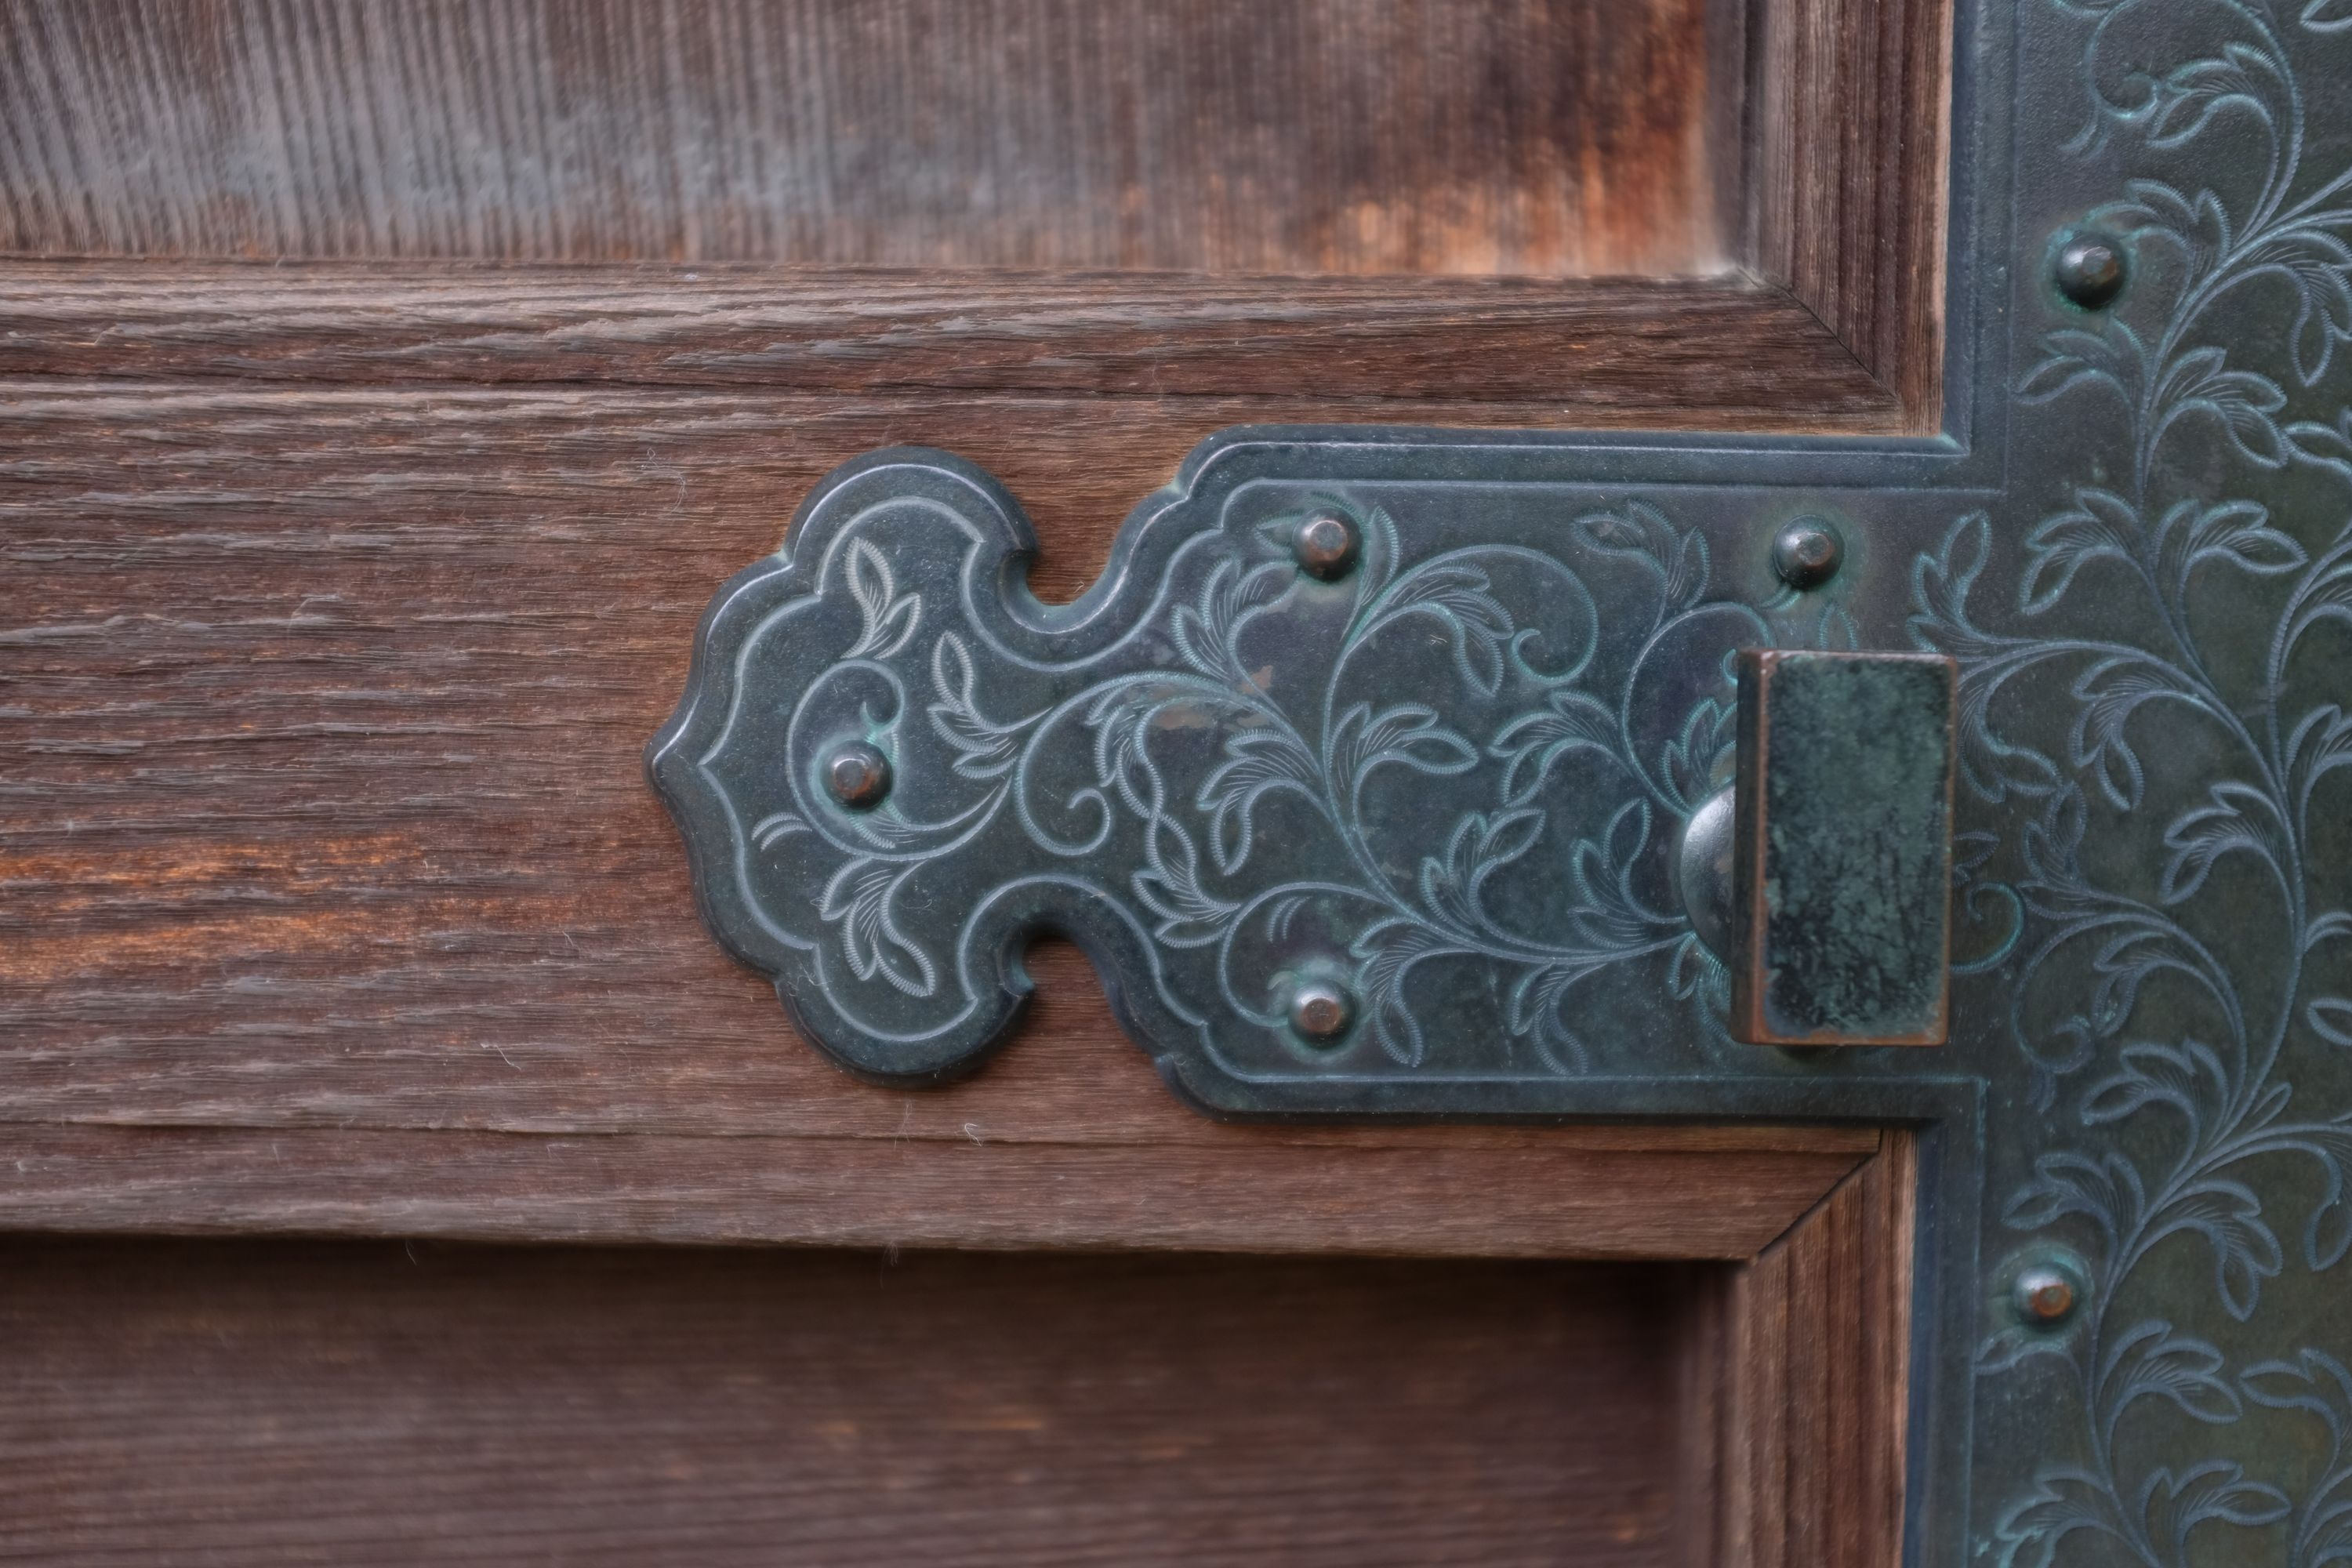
<box><xmin>649</xmin><ymin>452</ymin><xmax>1976</xmax><ymax>1110</ymax></box>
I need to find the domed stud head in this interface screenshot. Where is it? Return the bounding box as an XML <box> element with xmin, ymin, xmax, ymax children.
<box><xmin>1770</xmin><ymin>518</ymin><xmax>1845</xmax><ymax>591</ymax></box>
<box><xmin>2053</xmin><ymin>232</ymin><xmax>2127</xmax><ymax>310</ymax></box>
<box><xmin>1288</xmin><ymin>980</ymin><xmax>1354</xmax><ymax>1044</ymax></box>
<box><xmin>2011</xmin><ymin>1261</ymin><xmax>2082</xmax><ymax>1327</ymax></box>
<box><xmin>1294</xmin><ymin>512</ymin><xmax>1360</xmax><ymax>581</ymax></box>
<box><xmin>825</xmin><ymin>742</ymin><xmax>891</xmax><ymax>811</ymax></box>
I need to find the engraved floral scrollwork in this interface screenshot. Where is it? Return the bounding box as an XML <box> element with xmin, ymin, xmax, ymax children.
<box><xmin>649</xmin><ymin>457</ymin><xmax>1871</xmax><ymax>1099</ymax></box>
<box><xmin>1901</xmin><ymin>0</ymin><xmax>2352</xmax><ymax>1559</ymax></box>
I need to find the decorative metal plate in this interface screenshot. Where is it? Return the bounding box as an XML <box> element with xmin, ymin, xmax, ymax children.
<box><xmin>649</xmin><ymin>1</ymin><xmax>2352</xmax><ymax>1564</ymax></box>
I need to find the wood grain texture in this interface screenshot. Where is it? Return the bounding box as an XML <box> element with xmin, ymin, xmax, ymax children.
<box><xmin>0</xmin><ymin>262</ymin><xmax>1900</xmax><ymax>423</ymax></box>
<box><xmin>0</xmin><ymin>1122</ymin><xmax>1871</xmax><ymax>1258</ymax></box>
<box><xmin>0</xmin><ymin>380</ymin><xmax>1878</xmax><ymax>1247</ymax></box>
<box><xmin>0</xmin><ymin>0</ymin><xmax>1729</xmax><ymax>278</ymax></box>
<box><xmin>1711</xmin><ymin>1131</ymin><xmax>1916</xmax><ymax>1568</ymax></box>
<box><xmin>0</xmin><ymin>1240</ymin><xmax>1700</xmax><ymax>1566</ymax></box>
<box><xmin>1748</xmin><ymin>0</ymin><xmax>1951</xmax><ymax>426</ymax></box>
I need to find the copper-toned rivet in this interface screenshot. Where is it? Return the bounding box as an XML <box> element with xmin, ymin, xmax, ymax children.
<box><xmin>2013</xmin><ymin>1264</ymin><xmax>2080</xmax><ymax>1326</ymax></box>
<box><xmin>2054</xmin><ymin>232</ymin><xmax>2126</xmax><ymax>310</ymax></box>
<box><xmin>1289</xmin><ymin>980</ymin><xmax>1353</xmax><ymax>1043</ymax></box>
<box><xmin>1294</xmin><ymin>512</ymin><xmax>1360</xmax><ymax>580</ymax></box>
<box><xmin>825</xmin><ymin>742</ymin><xmax>891</xmax><ymax>810</ymax></box>
<box><xmin>1771</xmin><ymin>518</ymin><xmax>1845</xmax><ymax>591</ymax></box>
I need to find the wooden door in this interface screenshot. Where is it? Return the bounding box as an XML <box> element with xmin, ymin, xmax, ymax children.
<box><xmin>3</xmin><ymin>0</ymin><xmax>1951</xmax><ymax>1562</ymax></box>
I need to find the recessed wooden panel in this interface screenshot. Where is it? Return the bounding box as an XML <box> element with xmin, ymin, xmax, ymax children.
<box><xmin>0</xmin><ymin>263</ymin><xmax>1896</xmax><ymax>421</ymax></box>
<box><xmin>0</xmin><ymin>0</ymin><xmax>1730</xmax><ymax>278</ymax></box>
<box><xmin>0</xmin><ymin>1240</ymin><xmax>1700</xmax><ymax>1567</ymax></box>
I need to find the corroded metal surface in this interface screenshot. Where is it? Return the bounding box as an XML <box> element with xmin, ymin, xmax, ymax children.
<box><xmin>651</xmin><ymin>1</ymin><xmax>2352</xmax><ymax>1563</ymax></box>
<box><xmin>1730</xmin><ymin>650</ymin><xmax>1956</xmax><ymax>1046</ymax></box>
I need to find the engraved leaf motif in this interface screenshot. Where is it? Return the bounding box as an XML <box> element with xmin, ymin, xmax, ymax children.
<box><xmin>1489</xmin><ymin>689</ymin><xmax>1618</xmax><ymax>806</ymax></box>
<box><xmin>2242</xmin><ymin>1348</ymin><xmax>2352</xmax><ymax>1431</ymax></box>
<box><xmin>2311</xmin><ymin>999</ymin><xmax>2352</xmax><ymax>1047</ymax></box>
<box><xmin>1993</xmin><ymin>1470</ymin><xmax>2129</xmax><ymax>1568</ymax></box>
<box><xmin>1330</xmin><ymin>702</ymin><xmax>1478</xmax><ymax>806</ymax></box>
<box><xmin>1350</xmin><ymin>918</ymin><xmax>1454</xmax><ymax>1067</ymax></box>
<box><xmin>2104</xmin><ymin>1321</ymin><xmax>2243</xmax><ymax>1425</ymax></box>
<box><xmin>2008</xmin><ymin>1149</ymin><xmax>2147</xmax><ymax>1247</ymax></box>
<box><xmin>2067</xmin><ymin>656</ymin><xmax>2186</xmax><ymax>808</ymax></box>
<box><xmin>2096</xmin><ymin>180</ymin><xmax>2230</xmax><ymax>265</ymax></box>
<box><xmin>2288</xmin><ymin>407</ymin><xmax>2352</xmax><ymax>475</ymax></box>
<box><xmin>2290</xmin><ymin>706</ymin><xmax>2352</xmax><ymax>815</ymax></box>
<box><xmin>2151</xmin><ymin>1178</ymin><xmax>2284</xmax><ymax>1320</ymax></box>
<box><xmin>751</xmin><ymin>811</ymin><xmax>810</xmax><ymax>851</ymax></box>
<box><xmin>1573</xmin><ymin>502</ymin><xmax>1708</xmax><ymax>611</ymax></box>
<box><xmin>2137</xmin><ymin>1464</ymin><xmax>2292</xmax><ymax>1559</ymax></box>
<box><xmin>2082</xmin><ymin>1040</ymin><xmax>2229</xmax><ymax>1132</ymax></box>
<box><xmin>1909</xmin><ymin>512</ymin><xmax>2019</xmax><ymax>662</ymax></box>
<box><xmin>1130</xmin><ymin>811</ymin><xmax>1236</xmax><ymax>949</ymax></box>
<box><xmin>2160</xmin><ymin>781</ymin><xmax>2285</xmax><ymax>903</ymax></box>
<box><xmin>1564</xmin><ymin>799</ymin><xmax>1663</xmax><ymax>949</ymax></box>
<box><xmin>1172</xmin><ymin>558</ymin><xmax>1290</xmax><ymax>686</ymax></box>
<box><xmin>1195</xmin><ymin>725</ymin><xmax>1320</xmax><ymax>875</ymax></box>
<box><xmin>2161</xmin><ymin>346</ymin><xmax>2290</xmax><ymax>468</ymax></box>
<box><xmin>2307</xmin><ymin>0</ymin><xmax>2352</xmax><ymax>31</ymax></box>
<box><xmin>2256</xmin><ymin>227</ymin><xmax>2352</xmax><ymax>385</ymax></box>
<box><xmin>841</xmin><ymin>539</ymin><xmax>921</xmax><ymax>659</ymax></box>
<box><xmin>1505</xmin><ymin>960</ymin><xmax>1599</xmax><ymax>1071</ymax></box>
<box><xmin>1418</xmin><ymin>808</ymin><xmax>1545</xmax><ymax>935</ymax></box>
<box><xmin>927</xmin><ymin>633</ymin><xmax>1030</xmax><ymax>779</ymax></box>
<box><xmin>2288</xmin><ymin>1122</ymin><xmax>2352</xmax><ymax>1269</ymax></box>
<box><xmin>2147</xmin><ymin>45</ymin><xmax>2281</xmax><ymax>149</ymax></box>
<box><xmin>1975</xmin><ymin>1323</ymin><xmax>2074</xmax><ymax>1377</ymax></box>
<box><xmin>2017</xmin><ymin>325</ymin><xmax>2143</xmax><ymax>404</ymax></box>
<box><xmin>2285</xmin><ymin>553</ymin><xmax>2352</xmax><ymax>669</ymax></box>
<box><xmin>2021</xmin><ymin>488</ymin><xmax>2141</xmax><ymax>614</ymax></box>
<box><xmin>818</xmin><ymin>859</ymin><xmax>937</xmax><ymax>997</ymax></box>
<box><xmin>2311</xmin><ymin>911</ymin><xmax>2352</xmax><ymax>953</ymax></box>
<box><xmin>2161</xmin><ymin>497</ymin><xmax>2307</xmax><ymax>585</ymax></box>
<box><xmin>1660</xmin><ymin>697</ymin><xmax>1736</xmax><ymax>813</ymax></box>
<box><xmin>1364</xmin><ymin>560</ymin><xmax>1518</xmax><ymax>694</ymax></box>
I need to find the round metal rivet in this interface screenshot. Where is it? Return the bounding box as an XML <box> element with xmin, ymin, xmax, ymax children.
<box><xmin>2013</xmin><ymin>1263</ymin><xmax>2080</xmax><ymax>1326</ymax></box>
<box><xmin>1294</xmin><ymin>512</ymin><xmax>1360</xmax><ymax>580</ymax></box>
<box><xmin>2054</xmin><ymin>233</ymin><xmax>2126</xmax><ymax>310</ymax></box>
<box><xmin>825</xmin><ymin>742</ymin><xmax>891</xmax><ymax>810</ymax></box>
<box><xmin>1289</xmin><ymin>981</ymin><xmax>1353</xmax><ymax>1043</ymax></box>
<box><xmin>1771</xmin><ymin>518</ymin><xmax>1844</xmax><ymax>591</ymax></box>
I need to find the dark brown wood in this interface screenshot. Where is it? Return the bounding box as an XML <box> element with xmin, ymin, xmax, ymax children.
<box><xmin>0</xmin><ymin>263</ymin><xmax>1900</xmax><ymax>426</ymax></box>
<box><xmin>1748</xmin><ymin>0</ymin><xmax>1952</xmax><ymax>427</ymax></box>
<box><xmin>0</xmin><ymin>0</ymin><xmax>1730</xmax><ymax>279</ymax></box>
<box><xmin>0</xmin><ymin>1239</ymin><xmax>1700</xmax><ymax>1566</ymax></box>
<box><xmin>0</xmin><ymin>379</ymin><xmax>1880</xmax><ymax>1248</ymax></box>
<box><xmin>0</xmin><ymin>1120</ymin><xmax>1871</xmax><ymax>1258</ymax></box>
<box><xmin>1708</xmin><ymin>1131</ymin><xmax>1916</xmax><ymax>1568</ymax></box>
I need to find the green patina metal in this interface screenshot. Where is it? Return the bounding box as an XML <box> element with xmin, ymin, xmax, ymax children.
<box><xmin>1736</xmin><ymin>652</ymin><xmax>1955</xmax><ymax>1044</ymax></box>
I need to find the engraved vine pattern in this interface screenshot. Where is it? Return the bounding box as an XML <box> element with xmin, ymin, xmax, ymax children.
<box><xmin>772</xmin><ymin>495</ymin><xmax>1855</xmax><ymax>1070</ymax></box>
<box><xmin>1909</xmin><ymin>0</ymin><xmax>2352</xmax><ymax>1559</ymax></box>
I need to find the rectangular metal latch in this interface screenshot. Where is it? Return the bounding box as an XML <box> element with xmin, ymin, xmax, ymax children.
<box><xmin>1730</xmin><ymin>650</ymin><xmax>1958</xmax><ymax>1047</ymax></box>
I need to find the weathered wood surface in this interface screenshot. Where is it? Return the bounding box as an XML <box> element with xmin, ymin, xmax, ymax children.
<box><xmin>0</xmin><ymin>1122</ymin><xmax>1870</xmax><ymax>1258</ymax></box>
<box><xmin>0</xmin><ymin>1240</ymin><xmax>1697</xmax><ymax>1565</ymax></box>
<box><xmin>0</xmin><ymin>0</ymin><xmax>1730</xmax><ymax>279</ymax></box>
<box><xmin>1749</xmin><ymin>0</ymin><xmax>1951</xmax><ymax>426</ymax></box>
<box><xmin>0</xmin><ymin>380</ymin><xmax>1876</xmax><ymax>1247</ymax></box>
<box><xmin>1712</xmin><ymin>1131</ymin><xmax>1916</xmax><ymax>1568</ymax></box>
<box><xmin>0</xmin><ymin>263</ymin><xmax>1900</xmax><ymax>424</ymax></box>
